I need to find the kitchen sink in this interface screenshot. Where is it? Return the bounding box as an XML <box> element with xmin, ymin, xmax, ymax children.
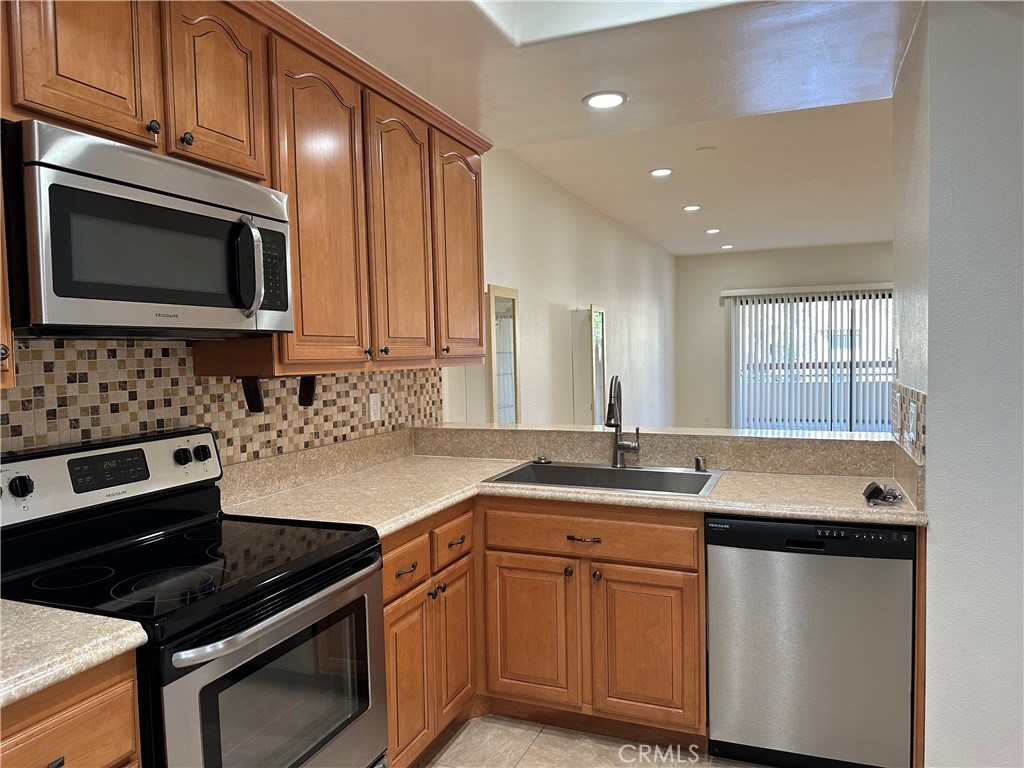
<box><xmin>484</xmin><ymin>461</ymin><xmax>722</xmax><ymax>496</ymax></box>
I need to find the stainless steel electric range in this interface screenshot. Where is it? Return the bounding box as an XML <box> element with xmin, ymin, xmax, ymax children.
<box><xmin>0</xmin><ymin>428</ymin><xmax>388</xmax><ymax>768</ymax></box>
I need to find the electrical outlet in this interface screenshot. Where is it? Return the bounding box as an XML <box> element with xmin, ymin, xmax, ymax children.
<box><xmin>704</xmin><ymin>416</ymin><xmax>711</xmax><ymax>426</ymax></box>
<box><xmin>369</xmin><ymin>393</ymin><xmax>381</xmax><ymax>422</ymax></box>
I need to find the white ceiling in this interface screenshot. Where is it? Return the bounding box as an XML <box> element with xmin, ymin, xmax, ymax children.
<box><xmin>278</xmin><ymin>0</ymin><xmax>916</xmax><ymax>254</ymax></box>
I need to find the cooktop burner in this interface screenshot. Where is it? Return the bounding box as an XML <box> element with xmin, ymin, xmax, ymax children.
<box><xmin>32</xmin><ymin>566</ymin><xmax>116</xmax><ymax>590</ymax></box>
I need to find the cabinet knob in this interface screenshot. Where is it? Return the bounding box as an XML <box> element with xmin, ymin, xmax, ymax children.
<box><xmin>442</xmin><ymin>345</ymin><xmax>451</xmax><ymax>354</ymax></box>
<box><xmin>0</xmin><ymin>343</ymin><xmax>9</xmax><ymax>362</ymax></box>
<box><xmin>364</xmin><ymin>347</ymin><xmax>374</xmax><ymax>358</ymax></box>
<box><xmin>592</xmin><ymin>570</ymin><xmax>602</xmax><ymax>582</ymax></box>
<box><xmin>563</xmin><ymin>566</ymin><xmax>573</xmax><ymax>577</ymax></box>
<box><xmin>179</xmin><ymin>131</ymin><xmax>195</xmax><ymax>146</ymax></box>
<box><xmin>145</xmin><ymin>119</ymin><xmax>162</xmax><ymax>135</ymax></box>
<box><xmin>46</xmin><ymin>758</ymin><xmax>65</xmax><ymax>768</ymax></box>
<box><xmin>427</xmin><ymin>587</ymin><xmax>438</xmax><ymax>599</ymax></box>
<box><xmin>438</xmin><ymin>582</ymin><xmax>447</xmax><ymax>593</ymax></box>
<box><xmin>380</xmin><ymin>346</ymin><xmax>390</xmax><ymax>356</ymax></box>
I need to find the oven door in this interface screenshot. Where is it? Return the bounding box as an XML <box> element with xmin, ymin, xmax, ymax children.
<box><xmin>162</xmin><ymin>558</ymin><xmax>387</xmax><ymax>768</ymax></box>
<box><xmin>24</xmin><ymin>165</ymin><xmax>291</xmax><ymax>334</ymax></box>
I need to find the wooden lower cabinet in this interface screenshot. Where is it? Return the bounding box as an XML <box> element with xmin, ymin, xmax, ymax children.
<box><xmin>485</xmin><ymin>550</ymin><xmax>582</xmax><ymax>707</ymax></box>
<box><xmin>0</xmin><ymin>652</ymin><xmax>140</xmax><ymax>768</ymax></box>
<box><xmin>591</xmin><ymin>562</ymin><xmax>701</xmax><ymax>729</ymax></box>
<box><xmin>384</xmin><ymin>582</ymin><xmax>435</xmax><ymax>765</ymax></box>
<box><xmin>384</xmin><ymin>551</ymin><xmax>476</xmax><ymax>768</ymax></box>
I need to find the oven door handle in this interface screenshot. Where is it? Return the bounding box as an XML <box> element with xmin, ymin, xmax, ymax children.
<box><xmin>170</xmin><ymin>555</ymin><xmax>381</xmax><ymax>669</ymax></box>
<box><xmin>239</xmin><ymin>214</ymin><xmax>265</xmax><ymax>319</ymax></box>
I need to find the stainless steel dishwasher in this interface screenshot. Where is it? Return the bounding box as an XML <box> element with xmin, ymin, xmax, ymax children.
<box><xmin>706</xmin><ymin>516</ymin><xmax>915</xmax><ymax>768</ymax></box>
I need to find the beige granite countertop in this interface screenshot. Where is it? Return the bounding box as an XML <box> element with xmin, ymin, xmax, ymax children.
<box><xmin>226</xmin><ymin>455</ymin><xmax>927</xmax><ymax>532</ymax></box>
<box><xmin>0</xmin><ymin>600</ymin><xmax>147</xmax><ymax>708</ymax></box>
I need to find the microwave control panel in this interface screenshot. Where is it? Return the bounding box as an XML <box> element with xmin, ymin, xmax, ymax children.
<box><xmin>260</xmin><ymin>229</ymin><xmax>288</xmax><ymax>311</ymax></box>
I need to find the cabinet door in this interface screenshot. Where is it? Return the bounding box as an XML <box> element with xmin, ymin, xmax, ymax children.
<box><xmin>1</xmin><ymin>181</ymin><xmax>13</xmax><ymax>390</ymax></box>
<box><xmin>271</xmin><ymin>37</ymin><xmax>372</xmax><ymax>369</ymax></box>
<box><xmin>9</xmin><ymin>1</ymin><xmax>163</xmax><ymax>145</ymax></box>
<box><xmin>430</xmin><ymin>130</ymin><xmax>485</xmax><ymax>360</ymax></box>
<box><xmin>383</xmin><ymin>584</ymin><xmax>435</xmax><ymax>765</ymax></box>
<box><xmin>486</xmin><ymin>551</ymin><xmax>581</xmax><ymax>706</ymax></box>
<box><xmin>591</xmin><ymin>562</ymin><xmax>701</xmax><ymax>729</ymax></box>
<box><xmin>434</xmin><ymin>554</ymin><xmax>475</xmax><ymax>731</ymax></box>
<box><xmin>163</xmin><ymin>1</ymin><xmax>268</xmax><ymax>178</ymax></box>
<box><xmin>365</xmin><ymin>93</ymin><xmax>435</xmax><ymax>362</ymax></box>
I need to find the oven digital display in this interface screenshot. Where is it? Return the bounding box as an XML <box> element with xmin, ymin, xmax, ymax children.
<box><xmin>67</xmin><ymin>449</ymin><xmax>150</xmax><ymax>494</ymax></box>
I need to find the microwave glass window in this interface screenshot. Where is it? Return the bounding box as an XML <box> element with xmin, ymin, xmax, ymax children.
<box><xmin>69</xmin><ymin>214</ymin><xmax>231</xmax><ymax>295</ymax></box>
<box><xmin>199</xmin><ymin>599</ymin><xmax>370</xmax><ymax>768</ymax></box>
<box><xmin>49</xmin><ymin>185</ymin><xmax>242</xmax><ymax>309</ymax></box>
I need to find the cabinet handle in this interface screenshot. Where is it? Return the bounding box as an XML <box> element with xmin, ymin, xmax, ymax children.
<box><xmin>563</xmin><ymin>566</ymin><xmax>573</xmax><ymax>577</ymax></box>
<box><xmin>146</xmin><ymin>119</ymin><xmax>162</xmax><ymax>135</ymax></box>
<box><xmin>592</xmin><ymin>570</ymin><xmax>602</xmax><ymax>581</ymax></box>
<box><xmin>427</xmin><ymin>587</ymin><xmax>438</xmax><ymax>599</ymax></box>
<box><xmin>447</xmin><ymin>534</ymin><xmax>466</xmax><ymax>548</ymax></box>
<box><xmin>442</xmin><ymin>345</ymin><xmax>451</xmax><ymax>354</ymax></box>
<box><xmin>395</xmin><ymin>561</ymin><xmax>418</xmax><ymax>577</ymax></box>
<box><xmin>47</xmin><ymin>758</ymin><xmax>65</xmax><ymax>768</ymax></box>
<box><xmin>438</xmin><ymin>582</ymin><xmax>447</xmax><ymax>593</ymax></box>
<box><xmin>567</xmin><ymin>535</ymin><xmax>602</xmax><ymax>544</ymax></box>
<box><xmin>179</xmin><ymin>131</ymin><xmax>195</xmax><ymax>146</ymax></box>
<box><xmin>0</xmin><ymin>344</ymin><xmax>9</xmax><ymax>362</ymax></box>
<box><xmin>364</xmin><ymin>347</ymin><xmax>374</xmax><ymax>358</ymax></box>
<box><xmin>380</xmin><ymin>346</ymin><xmax>391</xmax><ymax>356</ymax></box>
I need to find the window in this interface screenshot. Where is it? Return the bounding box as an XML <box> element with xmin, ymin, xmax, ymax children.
<box><xmin>728</xmin><ymin>287</ymin><xmax>893</xmax><ymax>432</ymax></box>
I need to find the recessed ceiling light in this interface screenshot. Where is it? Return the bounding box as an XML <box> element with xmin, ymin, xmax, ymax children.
<box><xmin>705</xmin><ymin>228</ymin><xmax>721</xmax><ymax>234</ymax></box>
<box><xmin>583</xmin><ymin>92</ymin><xmax>627</xmax><ymax>109</ymax></box>
<box><xmin>682</xmin><ymin>205</ymin><xmax>702</xmax><ymax>212</ymax></box>
<box><xmin>721</xmin><ymin>244</ymin><xmax>735</xmax><ymax>250</ymax></box>
<box><xmin>649</xmin><ymin>168</ymin><xmax>673</xmax><ymax>177</ymax></box>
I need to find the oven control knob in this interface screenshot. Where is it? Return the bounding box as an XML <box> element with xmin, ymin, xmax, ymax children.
<box><xmin>193</xmin><ymin>445</ymin><xmax>212</xmax><ymax>462</ymax></box>
<box><xmin>173</xmin><ymin>448</ymin><xmax>193</xmax><ymax>466</ymax></box>
<box><xmin>7</xmin><ymin>475</ymin><xmax>34</xmax><ymax>498</ymax></box>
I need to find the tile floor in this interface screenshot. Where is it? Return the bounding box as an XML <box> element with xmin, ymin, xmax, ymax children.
<box><xmin>419</xmin><ymin>716</ymin><xmax>755</xmax><ymax>768</ymax></box>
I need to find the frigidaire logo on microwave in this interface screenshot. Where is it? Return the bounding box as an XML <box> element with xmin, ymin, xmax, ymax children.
<box><xmin>155</xmin><ymin>312</ymin><xmax>180</xmax><ymax>319</ymax></box>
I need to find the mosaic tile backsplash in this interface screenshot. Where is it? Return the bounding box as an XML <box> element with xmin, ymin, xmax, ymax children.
<box><xmin>891</xmin><ymin>382</ymin><xmax>926</xmax><ymax>463</ymax></box>
<box><xmin>0</xmin><ymin>339</ymin><xmax>442</xmax><ymax>465</ymax></box>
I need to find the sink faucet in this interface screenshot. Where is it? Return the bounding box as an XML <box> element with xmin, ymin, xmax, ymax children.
<box><xmin>604</xmin><ymin>375</ymin><xmax>640</xmax><ymax>468</ymax></box>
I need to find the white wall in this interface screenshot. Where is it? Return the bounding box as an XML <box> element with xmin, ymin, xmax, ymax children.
<box><xmin>892</xmin><ymin>6</ymin><xmax>929</xmax><ymax>393</ymax></box>
<box><xmin>443</xmin><ymin>150</ymin><xmax>676</xmax><ymax>427</ymax></box>
<box><xmin>674</xmin><ymin>243</ymin><xmax>894</xmax><ymax>427</ymax></box>
<box><xmin>918</xmin><ymin>4</ymin><xmax>1024</xmax><ymax>765</ymax></box>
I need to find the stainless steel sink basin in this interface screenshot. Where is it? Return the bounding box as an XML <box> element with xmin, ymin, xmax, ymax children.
<box><xmin>484</xmin><ymin>461</ymin><xmax>722</xmax><ymax>496</ymax></box>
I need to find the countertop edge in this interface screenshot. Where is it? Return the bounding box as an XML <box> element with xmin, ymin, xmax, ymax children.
<box><xmin>0</xmin><ymin>615</ymin><xmax>148</xmax><ymax>708</ymax></box>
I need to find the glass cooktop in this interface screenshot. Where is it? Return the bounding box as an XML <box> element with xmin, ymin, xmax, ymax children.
<box><xmin>1</xmin><ymin>515</ymin><xmax>378</xmax><ymax>626</ymax></box>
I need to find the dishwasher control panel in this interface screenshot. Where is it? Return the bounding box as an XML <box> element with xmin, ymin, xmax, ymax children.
<box><xmin>707</xmin><ymin>517</ymin><xmax>916</xmax><ymax>559</ymax></box>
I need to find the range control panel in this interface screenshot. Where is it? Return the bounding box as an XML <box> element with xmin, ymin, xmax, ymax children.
<box><xmin>1</xmin><ymin>429</ymin><xmax>221</xmax><ymax>528</ymax></box>
<box><xmin>816</xmin><ymin>527</ymin><xmax>912</xmax><ymax>544</ymax></box>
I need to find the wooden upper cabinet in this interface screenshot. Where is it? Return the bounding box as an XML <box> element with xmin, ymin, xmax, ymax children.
<box><xmin>430</xmin><ymin>130</ymin><xmax>485</xmax><ymax>361</ymax></box>
<box><xmin>591</xmin><ymin>563</ymin><xmax>701</xmax><ymax>730</ymax></box>
<box><xmin>163</xmin><ymin>1</ymin><xmax>268</xmax><ymax>178</ymax></box>
<box><xmin>271</xmin><ymin>37</ymin><xmax>372</xmax><ymax>369</ymax></box>
<box><xmin>8</xmin><ymin>1</ymin><xmax>163</xmax><ymax>145</ymax></box>
<box><xmin>365</xmin><ymin>93</ymin><xmax>435</xmax><ymax>362</ymax></box>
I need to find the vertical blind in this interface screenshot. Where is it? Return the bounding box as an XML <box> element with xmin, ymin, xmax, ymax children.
<box><xmin>729</xmin><ymin>288</ymin><xmax>893</xmax><ymax>432</ymax></box>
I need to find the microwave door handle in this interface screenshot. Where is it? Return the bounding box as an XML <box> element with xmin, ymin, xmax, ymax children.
<box><xmin>239</xmin><ymin>214</ymin><xmax>264</xmax><ymax>319</ymax></box>
<box><xmin>170</xmin><ymin>556</ymin><xmax>381</xmax><ymax>669</ymax></box>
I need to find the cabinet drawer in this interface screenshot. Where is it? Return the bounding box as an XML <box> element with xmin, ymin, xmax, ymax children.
<box><xmin>383</xmin><ymin>534</ymin><xmax>431</xmax><ymax>603</ymax></box>
<box><xmin>485</xmin><ymin>510</ymin><xmax>575</xmax><ymax>557</ymax></box>
<box><xmin>486</xmin><ymin>509</ymin><xmax>699</xmax><ymax>571</ymax></box>
<box><xmin>1</xmin><ymin>680</ymin><xmax>136</xmax><ymax>768</ymax></box>
<box><xmin>570</xmin><ymin>518</ymin><xmax>699</xmax><ymax>571</ymax></box>
<box><xmin>432</xmin><ymin>511</ymin><xmax>474</xmax><ymax>571</ymax></box>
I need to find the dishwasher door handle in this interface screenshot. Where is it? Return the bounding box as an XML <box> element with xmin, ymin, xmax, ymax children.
<box><xmin>785</xmin><ymin>539</ymin><xmax>826</xmax><ymax>552</ymax></box>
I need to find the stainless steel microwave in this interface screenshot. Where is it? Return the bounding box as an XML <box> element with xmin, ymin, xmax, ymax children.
<box><xmin>1</xmin><ymin>120</ymin><xmax>292</xmax><ymax>337</ymax></box>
